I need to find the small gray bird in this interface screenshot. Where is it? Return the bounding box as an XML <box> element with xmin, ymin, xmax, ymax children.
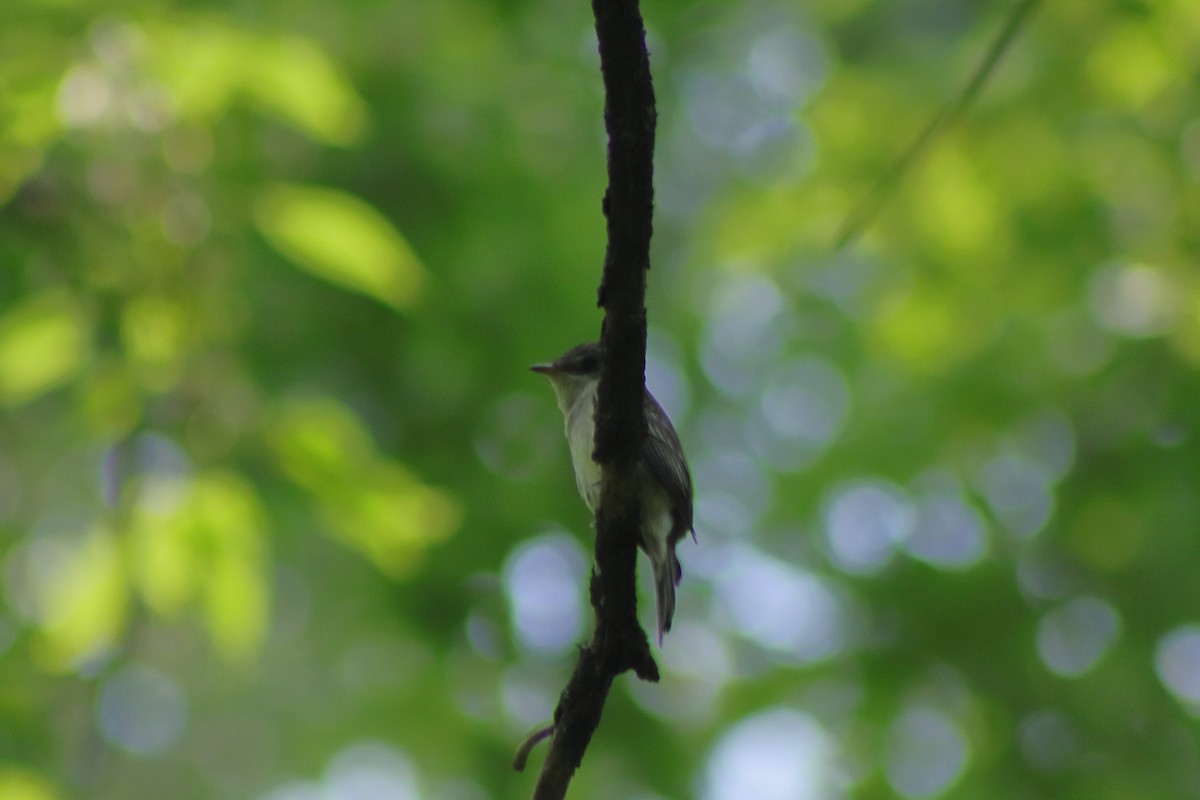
<box><xmin>532</xmin><ymin>342</ymin><xmax>693</xmax><ymax>643</ymax></box>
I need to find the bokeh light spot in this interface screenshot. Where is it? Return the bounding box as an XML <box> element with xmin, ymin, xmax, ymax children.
<box><xmin>714</xmin><ymin>545</ymin><xmax>845</xmax><ymax>661</ymax></box>
<box><xmin>824</xmin><ymin>478</ymin><xmax>913</xmax><ymax>574</ymax></box>
<box><xmin>503</xmin><ymin>533</ymin><xmax>586</xmax><ymax>655</ymax></box>
<box><xmin>1155</xmin><ymin>624</ymin><xmax>1200</xmax><ymax>710</ymax></box>
<box><xmin>693</xmin><ymin>491</ymin><xmax>755</xmax><ymax>543</ymax></box>
<box><xmin>694</xmin><ymin>449</ymin><xmax>772</xmax><ymax>533</ymax></box>
<box><xmin>97</xmin><ymin>663</ymin><xmax>188</xmax><ymax>756</ymax></box>
<box><xmin>57</xmin><ymin>65</ymin><xmax>112</xmax><ymax>127</ymax></box>
<box><xmin>884</xmin><ymin>707</ymin><xmax>968</xmax><ymax>798</ymax></box>
<box><xmin>746</xmin><ymin>27</ymin><xmax>826</xmax><ymax>105</ymax></box>
<box><xmin>703</xmin><ymin>708</ymin><xmax>839</xmax><ymax>800</ymax></box>
<box><xmin>1088</xmin><ymin>262</ymin><xmax>1177</xmax><ymax>337</ymax></box>
<box><xmin>700</xmin><ymin>276</ymin><xmax>791</xmax><ymax>397</ymax></box>
<box><xmin>905</xmin><ymin>486</ymin><xmax>987</xmax><ymax>569</ymax></box>
<box><xmin>760</xmin><ymin>355</ymin><xmax>850</xmax><ymax>449</ymax></box>
<box><xmin>632</xmin><ymin>621</ymin><xmax>735</xmax><ymax>723</ymax></box>
<box><xmin>1036</xmin><ymin>596</ymin><xmax>1120</xmax><ymax>678</ymax></box>
<box><xmin>324</xmin><ymin>741</ymin><xmax>419</xmax><ymax>800</ymax></box>
<box><xmin>647</xmin><ymin>330</ymin><xmax>692</xmax><ymax>424</ymax></box>
<box><xmin>978</xmin><ymin>453</ymin><xmax>1054</xmax><ymax>539</ymax></box>
<box><xmin>500</xmin><ymin>666</ymin><xmax>556</xmax><ymax>728</ymax></box>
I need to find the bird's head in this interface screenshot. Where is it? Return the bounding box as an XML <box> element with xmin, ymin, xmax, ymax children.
<box><xmin>531</xmin><ymin>342</ymin><xmax>603</xmax><ymax>412</ymax></box>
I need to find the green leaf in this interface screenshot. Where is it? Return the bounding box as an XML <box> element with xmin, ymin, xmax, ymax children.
<box><xmin>267</xmin><ymin>396</ymin><xmax>461</xmax><ymax>576</ymax></box>
<box><xmin>244</xmin><ymin>35</ymin><xmax>367</xmax><ymax>146</ymax></box>
<box><xmin>129</xmin><ymin>472</ymin><xmax>270</xmax><ymax>661</ymax></box>
<box><xmin>322</xmin><ymin>461</ymin><xmax>462</xmax><ymax>578</ymax></box>
<box><xmin>256</xmin><ymin>183</ymin><xmax>427</xmax><ymax>310</ymax></box>
<box><xmin>0</xmin><ymin>766</ymin><xmax>60</xmax><ymax>800</ymax></box>
<box><xmin>203</xmin><ymin>557</ymin><xmax>268</xmax><ymax>662</ymax></box>
<box><xmin>147</xmin><ymin>19</ymin><xmax>366</xmax><ymax>145</ymax></box>
<box><xmin>0</xmin><ymin>292</ymin><xmax>88</xmax><ymax>406</ymax></box>
<box><xmin>33</xmin><ymin>527</ymin><xmax>127</xmax><ymax>671</ymax></box>
<box><xmin>266</xmin><ymin>396</ymin><xmax>374</xmax><ymax>488</ymax></box>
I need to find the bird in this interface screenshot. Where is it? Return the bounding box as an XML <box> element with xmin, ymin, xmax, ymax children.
<box><xmin>532</xmin><ymin>341</ymin><xmax>693</xmax><ymax>643</ymax></box>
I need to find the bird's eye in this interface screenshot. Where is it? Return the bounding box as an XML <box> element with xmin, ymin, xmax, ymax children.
<box><xmin>580</xmin><ymin>356</ymin><xmax>600</xmax><ymax>373</ymax></box>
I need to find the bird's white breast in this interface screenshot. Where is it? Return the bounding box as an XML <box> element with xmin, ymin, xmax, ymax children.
<box><xmin>564</xmin><ymin>381</ymin><xmax>602</xmax><ymax>512</ymax></box>
<box><xmin>560</xmin><ymin>382</ymin><xmax>673</xmax><ymax>567</ymax></box>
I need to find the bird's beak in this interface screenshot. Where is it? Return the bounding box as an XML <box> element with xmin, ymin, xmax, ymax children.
<box><xmin>530</xmin><ymin>363</ymin><xmax>557</xmax><ymax>375</ymax></box>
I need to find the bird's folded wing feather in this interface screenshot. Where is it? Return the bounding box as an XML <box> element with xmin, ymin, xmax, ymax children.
<box><xmin>640</xmin><ymin>390</ymin><xmax>693</xmax><ymax>531</ymax></box>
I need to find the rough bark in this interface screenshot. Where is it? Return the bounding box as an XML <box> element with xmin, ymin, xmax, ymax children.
<box><xmin>525</xmin><ymin>1</ymin><xmax>658</xmax><ymax>798</ymax></box>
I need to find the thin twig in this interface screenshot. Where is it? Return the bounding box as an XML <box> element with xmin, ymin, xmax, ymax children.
<box><xmin>513</xmin><ymin>725</ymin><xmax>555</xmax><ymax>772</ymax></box>
<box><xmin>834</xmin><ymin>0</ymin><xmax>1044</xmax><ymax>252</ymax></box>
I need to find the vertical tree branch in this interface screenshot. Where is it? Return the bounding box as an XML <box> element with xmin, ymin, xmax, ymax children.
<box><xmin>524</xmin><ymin>1</ymin><xmax>658</xmax><ymax>799</ymax></box>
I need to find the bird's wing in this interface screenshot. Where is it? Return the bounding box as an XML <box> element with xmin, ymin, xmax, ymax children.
<box><xmin>640</xmin><ymin>390</ymin><xmax>694</xmax><ymax>532</ymax></box>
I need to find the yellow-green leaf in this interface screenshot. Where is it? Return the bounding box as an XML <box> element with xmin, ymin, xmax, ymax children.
<box><xmin>130</xmin><ymin>502</ymin><xmax>195</xmax><ymax>617</ymax></box>
<box><xmin>256</xmin><ymin>184</ymin><xmax>426</xmax><ymax>310</ymax></box>
<box><xmin>0</xmin><ymin>293</ymin><xmax>88</xmax><ymax>405</ymax></box>
<box><xmin>203</xmin><ymin>557</ymin><xmax>268</xmax><ymax>662</ymax></box>
<box><xmin>0</xmin><ymin>766</ymin><xmax>60</xmax><ymax>800</ymax></box>
<box><xmin>1088</xmin><ymin>24</ymin><xmax>1174</xmax><ymax>108</ymax></box>
<box><xmin>33</xmin><ymin>527</ymin><xmax>127</xmax><ymax>671</ymax></box>
<box><xmin>120</xmin><ymin>295</ymin><xmax>187</xmax><ymax>391</ymax></box>
<box><xmin>324</xmin><ymin>462</ymin><xmax>462</xmax><ymax>577</ymax></box>
<box><xmin>146</xmin><ymin>20</ymin><xmax>243</xmax><ymax>122</ymax></box>
<box><xmin>267</xmin><ymin>395</ymin><xmax>461</xmax><ymax>575</ymax></box>
<box><xmin>147</xmin><ymin>19</ymin><xmax>365</xmax><ymax>145</ymax></box>
<box><xmin>873</xmin><ymin>287</ymin><xmax>991</xmax><ymax>374</ymax></box>
<box><xmin>129</xmin><ymin>472</ymin><xmax>270</xmax><ymax>661</ymax></box>
<box><xmin>245</xmin><ymin>35</ymin><xmax>366</xmax><ymax>146</ymax></box>
<box><xmin>267</xmin><ymin>396</ymin><xmax>375</xmax><ymax>488</ymax></box>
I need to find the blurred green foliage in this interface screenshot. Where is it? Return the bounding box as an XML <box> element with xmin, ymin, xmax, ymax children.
<box><xmin>1</xmin><ymin>0</ymin><xmax>1199</xmax><ymax>798</ymax></box>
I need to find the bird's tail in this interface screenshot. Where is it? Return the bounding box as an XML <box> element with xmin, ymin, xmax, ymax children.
<box><xmin>653</xmin><ymin>545</ymin><xmax>683</xmax><ymax>646</ymax></box>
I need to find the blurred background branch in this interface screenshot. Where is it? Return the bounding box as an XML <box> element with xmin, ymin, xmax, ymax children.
<box><xmin>835</xmin><ymin>0</ymin><xmax>1045</xmax><ymax>251</ymax></box>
